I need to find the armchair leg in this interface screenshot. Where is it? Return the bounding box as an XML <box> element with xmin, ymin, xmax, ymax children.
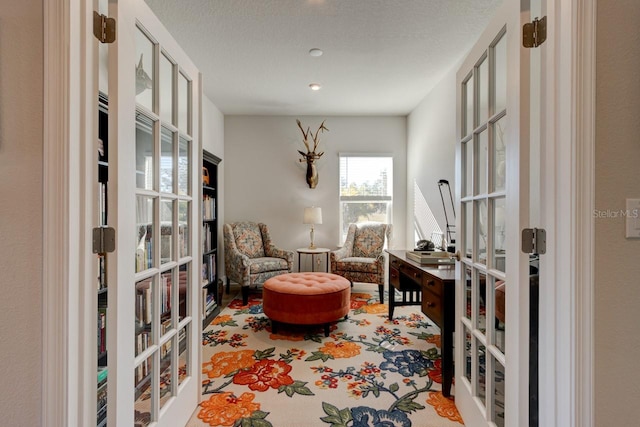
<box><xmin>241</xmin><ymin>286</ymin><xmax>249</xmax><ymax>306</ymax></box>
<box><xmin>378</xmin><ymin>284</ymin><xmax>384</xmax><ymax>304</ymax></box>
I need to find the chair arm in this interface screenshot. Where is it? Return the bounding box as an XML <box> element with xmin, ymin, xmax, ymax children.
<box><xmin>223</xmin><ymin>226</ymin><xmax>251</xmax><ymax>285</ymax></box>
<box><xmin>228</xmin><ymin>250</ymin><xmax>250</xmax><ymax>268</ymax></box>
<box><xmin>375</xmin><ymin>252</ymin><xmax>387</xmax><ymax>273</ymax></box>
<box><xmin>224</xmin><ymin>248</ymin><xmax>251</xmax><ymax>286</ymax></box>
<box><xmin>266</xmin><ymin>245</ymin><xmax>294</xmax><ymax>271</ymax></box>
<box><xmin>330</xmin><ymin>245</ymin><xmax>351</xmax><ymax>262</ymax></box>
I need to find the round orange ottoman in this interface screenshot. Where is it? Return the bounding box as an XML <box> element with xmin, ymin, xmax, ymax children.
<box><xmin>263</xmin><ymin>272</ymin><xmax>351</xmax><ymax>336</ymax></box>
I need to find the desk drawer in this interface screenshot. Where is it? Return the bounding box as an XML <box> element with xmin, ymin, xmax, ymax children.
<box><xmin>400</xmin><ymin>263</ymin><xmax>423</xmax><ymax>283</ymax></box>
<box><xmin>421</xmin><ymin>289</ymin><xmax>443</xmax><ymax>328</ymax></box>
<box><xmin>389</xmin><ymin>266</ymin><xmax>400</xmax><ymax>288</ymax></box>
<box><xmin>422</xmin><ymin>277</ymin><xmax>443</xmax><ymax>297</ymax></box>
<box><xmin>390</xmin><ymin>257</ymin><xmax>402</xmax><ymax>271</ymax></box>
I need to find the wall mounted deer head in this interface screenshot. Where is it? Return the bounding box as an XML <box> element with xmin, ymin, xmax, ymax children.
<box><xmin>297</xmin><ymin>119</ymin><xmax>328</xmax><ymax>189</ymax></box>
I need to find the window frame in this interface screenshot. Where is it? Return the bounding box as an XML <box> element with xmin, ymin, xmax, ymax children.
<box><xmin>338</xmin><ymin>153</ymin><xmax>394</xmax><ymax>243</ymax></box>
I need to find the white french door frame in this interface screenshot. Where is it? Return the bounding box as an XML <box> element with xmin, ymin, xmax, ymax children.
<box><xmin>108</xmin><ymin>1</ymin><xmax>202</xmax><ymax>425</ymax></box>
<box><xmin>43</xmin><ymin>0</ymin><xmax>204</xmax><ymax>426</ymax></box>
<box><xmin>43</xmin><ymin>1</ymin><xmax>101</xmax><ymax>426</ymax></box>
<box><xmin>537</xmin><ymin>1</ymin><xmax>596</xmax><ymax>426</ymax></box>
<box><xmin>42</xmin><ymin>0</ymin><xmax>596</xmax><ymax>426</ymax></box>
<box><xmin>454</xmin><ymin>1</ymin><xmax>530</xmax><ymax>424</ymax></box>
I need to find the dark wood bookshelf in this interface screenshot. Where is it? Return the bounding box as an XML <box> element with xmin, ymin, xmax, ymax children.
<box><xmin>96</xmin><ymin>92</ymin><xmax>109</xmax><ymax>427</ymax></box>
<box><xmin>202</xmin><ymin>150</ymin><xmax>222</xmax><ymax>328</ymax></box>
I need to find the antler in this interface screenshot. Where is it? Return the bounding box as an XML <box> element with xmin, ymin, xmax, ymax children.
<box><xmin>297</xmin><ymin>119</ymin><xmax>328</xmax><ymax>155</ymax></box>
<box><xmin>311</xmin><ymin>120</ymin><xmax>328</xmax><ymax>152</ymax></box>
<box><xmin>296</xmin><ymin>119</ymin><xmax>311</xmax><ymax>152</ymax></box>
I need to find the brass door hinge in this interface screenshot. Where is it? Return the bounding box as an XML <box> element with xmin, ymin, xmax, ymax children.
<box><xmin>522</xmin><ymin>228</ymin><xmax>546</xmax><ymax>255</ymax></box>
<box><xmin>93</xmin><ymin>227</ymin><xmax>116</xmax><ymax>254</ymax></box>
<box><xmin>523</xmin><ymin>16</ymin><xmax>547</xmax><ymax>48</ymax></box>
<box><xmin>93</xmin><ymin>11</ymin><xmax>116</xmax><ymax>44</ymax></box>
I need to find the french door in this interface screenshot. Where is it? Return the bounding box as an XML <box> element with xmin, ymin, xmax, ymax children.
<box><xmin>100</xmin><ymin>0</ymin><xmax>202</xmax><ymax>425</ymax></box>
<box><xmin>454</xmin><ymin>1</ymin><xmax>533</xmax><ymax>426</ymax></box>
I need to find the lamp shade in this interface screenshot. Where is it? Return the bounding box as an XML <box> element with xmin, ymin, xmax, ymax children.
<box><xmin>303</xmin><ymin>207</ymin><xmax>322</xmax><ymax>225</ymax></box>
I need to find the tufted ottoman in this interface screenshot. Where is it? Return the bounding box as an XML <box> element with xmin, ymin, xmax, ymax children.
<box><xmin>263</xmin><ymin>272</ymin><xmax>351</xmax><ymax>337</ymax></box>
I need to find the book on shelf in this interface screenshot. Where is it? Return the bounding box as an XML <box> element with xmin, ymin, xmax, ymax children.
<box><xmin>135</xmin><ymin>332</ymin><xmax>151</xmax><ymax>383</ymax></box>
<box><xmin>160</xmin><ymin>274</ymin><xmax>171</xmax><ymax>315</ymax></box>
<box><xmin>98</xmin><ymin>182</ymin><xmax>107</xmax><ymax>226</ymax></box>
<box><xmin>161</xmin><ymin>318</ymin><xmax>172</xmax><ymax>336</ymax></box>
<box><xmin>207</xmin><ymin>254</ymin><xmax>216</xmax><ymax>283</ymax></box>
<box><xmin>135</xmin><ymin>231</ymin><xmax>153</xmax><ymax>272</ymax></box>
<box><xmin>97</xmin><ymin>306</ymin><xmax>107</xmax><ymax>355</ymax></box>
<box><xmin>202</xmin><ymin>223</ymin><xmax>212</xmax><ymax>252</ymax></box>
<box><xmin>202</xmin><ymin>289</ymin><xmax>217</xmax><ymax>318</ymax></box>
<box><xmin>97</xmin><ymin>379</ymin><xmax>107</xmax><ymax>417</ymax></box>
<box><xmin>135</xmin><ymin>284</ymin><xmax>153</xmax><ymax>326</ymax></box>
<box><xmin>201</xmin><ymin>261</ymin><xmax>209</xmax><ymax>286</ymax></box>
<box><xmin>97</xmin><ymin>366</ymin><xmax>108</xmax><ymax>385</ymax></box>
<box><xmin>160</xmin><ymin>337</ymin><xmax>173</xmax><ymax>359</ymax></box>
<box><xmin>203</xmin><ymin>195</ymin><xmax>216</xmax><ymax>220</ymax></box>
<box><xmin>97</xmin><ymin>255</ymin><xmax>107</xmax><ymax>290</ymax></box>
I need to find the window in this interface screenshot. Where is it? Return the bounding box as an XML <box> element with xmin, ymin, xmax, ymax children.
<box><xmin>339</xmin><ymin>154</ymin><xmax>393</xmax><ymax>242</ymax></box>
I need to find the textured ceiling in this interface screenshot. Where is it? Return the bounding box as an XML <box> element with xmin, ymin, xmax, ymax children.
<box><xmin>145</xmin><ymin>0</ymin><xmax>502</xmax><ymax>115</ymax></box>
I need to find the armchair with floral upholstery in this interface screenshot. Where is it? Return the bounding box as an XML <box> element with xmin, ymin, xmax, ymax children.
<box><xmin>330</xmin><ymin>222</ymin><xmax>391</xmax><ymax>303</ymax></box>
<box><xmin>224</xmin><ymin>221</ymin><xmax>294</xmax><ymax>305</ymax></box>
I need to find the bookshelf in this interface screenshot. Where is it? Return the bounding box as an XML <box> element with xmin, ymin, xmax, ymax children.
<box><xmin>96</xmin><ymin>92</ymin><xmax>108</xmax><ymax>427</ymax></box>
<box><xmin>202</xmin><ymin>150</ymin><xmax>222</xmax><ymax>327</ymax></box>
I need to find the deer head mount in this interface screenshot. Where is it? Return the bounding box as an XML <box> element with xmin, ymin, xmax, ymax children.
<box><xmin>297</xmin><ymin>119</ymin><xmax>328</xmax><ymax>189</ymax></box>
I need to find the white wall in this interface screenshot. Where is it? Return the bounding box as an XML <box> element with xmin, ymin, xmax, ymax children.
<box><xmin>0</xmin><ymin>0</ymin><xmax>43</xmax><ymax>424</ymax></box>
<box><xmin>595</xmin><ymin>0</ymin><xmax>640</xmax><ymax>424</ymax></box>
<box><xmin>224</xmin><ymin>115</ymin><xmax>407</xmax><ymax>271</ymax></box>
<box><xmin>202</xmin><ymin>96</ymin><xmax>226</xmax><ymax>277</ymax></box>
<box><xmin>406</xmin><ymin>69</ymin><xmax>457</xmax><ymax>249</ymax></box>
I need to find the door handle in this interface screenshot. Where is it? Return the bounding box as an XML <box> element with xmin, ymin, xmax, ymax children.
<box><xmin>452</xmin><ymin>251</ymin><xmax>461</xmax><ymax>262</ymax></box>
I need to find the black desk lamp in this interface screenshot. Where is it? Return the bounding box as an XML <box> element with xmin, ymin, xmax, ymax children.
<box><xmin>438</xmin><ymin>179</ymin><xmax>456</xmax><ymax>252</ymax></box>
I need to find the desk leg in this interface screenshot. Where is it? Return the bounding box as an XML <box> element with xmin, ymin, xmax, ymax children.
<box><xmin>388</xmin><ymin>282</ymin><xmax>395</xmax><ymax>319</ymax></box>
<box><xmin>311</xmin><ymin>254</ymin><xmax>315</xmax><ymax>272</ymax></box>
<box><xmin>298</xmin><ymin>253</ymin><xmax>301</xmax><ymax>272</ymax></box>
<box><xmin>441</xmin><ymin>324</ymin><xmax>453</xmax><ymax>397</ymax></box>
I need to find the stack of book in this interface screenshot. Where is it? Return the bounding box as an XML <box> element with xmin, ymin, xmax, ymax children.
<box><xmin>406</xmin><ymin>250</ymin><xmax>454</xmax><ymax>265</ymax></box>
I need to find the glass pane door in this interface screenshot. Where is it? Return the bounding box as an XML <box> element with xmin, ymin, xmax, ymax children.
<box><xmin>455</xmin><ymin>0</ymin><xmax>534</xmax><ymax>425</ymax></box>
<box><xmin>462</xmin><ymin>30</ymin><xmax>509</xmax><ymax>426</ymax></box>
<box><xmin>132</xmin><ymin>22</ymin><xmax>194</xmax><ymax>427</ymax></box>
<box><xmin>106</xmin><ymin>1</ymin><xmax>201</xmax><ymax>425</ymax></box>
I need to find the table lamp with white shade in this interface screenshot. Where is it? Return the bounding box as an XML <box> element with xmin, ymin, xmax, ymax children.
<box><xmin>303</xmin><ymin>206</ymin><xmax>322</xmax><ymax>249</ymax></box>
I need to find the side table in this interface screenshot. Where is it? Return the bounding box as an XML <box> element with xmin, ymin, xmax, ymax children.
<box><xmin>296</xmin><ymin>247</ymin><xmax>331</xmax><ymax>272</ymax></box>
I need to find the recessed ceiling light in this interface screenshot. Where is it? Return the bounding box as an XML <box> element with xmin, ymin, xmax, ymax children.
<box><xmin>309</xmin><ymin>48</ymin><xmax>323</xmax><ymax>57</ymax></box>
<box><xmin>309</xmin><ymin>83</ymin><xmax>322</xmax><ymax>91</ymax></box>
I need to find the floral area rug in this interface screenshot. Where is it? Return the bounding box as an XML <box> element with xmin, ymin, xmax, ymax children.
<box><xmin>187</xmin><ymin>283</ymin><xmax>464</xmax><ymax>427</ymax></box>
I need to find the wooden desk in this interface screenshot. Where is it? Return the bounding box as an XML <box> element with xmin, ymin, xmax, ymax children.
<box><xmin>387</xmin><ymin>250</ymin><xmax>455</xmax><ymax>397</ymax></box>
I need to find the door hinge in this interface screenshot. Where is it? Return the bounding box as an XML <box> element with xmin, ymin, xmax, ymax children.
<box><xmin>523</xmin><ymin>16</ymin><xmax>547</xmax><ymax>48</ymax></box>
<box><xmin>522</xmin><ymin>228</ymin><xmax>546</xmax><ymax>255</ymax></box>
<box><xmin>93</xmin><ymin>11</ymin><xmax>116</xmax><ymax>44</ymax></box>
<box><xmin>93</xmin><ymin>227</ymin><xmax>116</xmax><ymax>254</ymax></box>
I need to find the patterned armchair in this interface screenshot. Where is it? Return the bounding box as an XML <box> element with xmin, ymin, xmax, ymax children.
<box><xmin>224</xmin><ymin>221</ymin><xmax>294</xmax><ymax>305</ymax></box>
<box><xmin>330</xmin><ymin>223</ymin><xmax>391</xmax><ymax>303</ymax></box>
